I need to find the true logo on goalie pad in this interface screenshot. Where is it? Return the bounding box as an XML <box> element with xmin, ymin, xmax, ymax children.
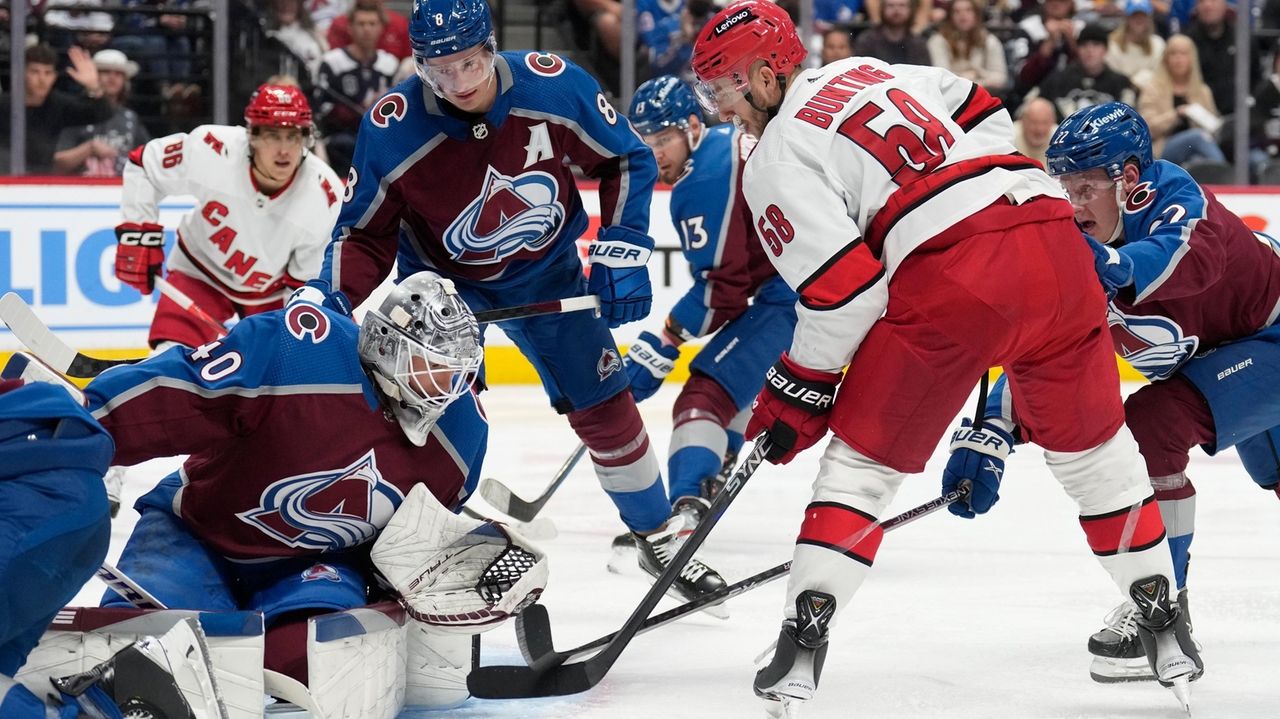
<box><xmin>237</xmin><ymin>450</ymin><xmax>406</xmax><ymax>550</ymax></box>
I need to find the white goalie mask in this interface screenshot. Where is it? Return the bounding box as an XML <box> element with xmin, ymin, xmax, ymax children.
<box><xmin>358</xmin><ymin>272</ymin><xmax>483</xmax><ymax>446</ymax></box>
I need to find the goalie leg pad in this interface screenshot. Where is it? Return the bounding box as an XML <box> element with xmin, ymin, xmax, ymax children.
<box><xmin>306</xmin><ymin>604</ymin><xmax>407</xmax><ymax>719</ymax></box>
<box><xmin>372</xmin><ymin>485</ymin><xmax>548</xmax><ymax>633</ymax></box>
<box><xmin>404</xmin><ymin>621</ymin><xmax>474</xmax><ymax>709</ymax></box>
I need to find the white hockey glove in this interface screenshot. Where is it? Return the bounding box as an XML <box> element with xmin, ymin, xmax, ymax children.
<box><xmin>371</xmin><ymin>484</ymin><xmax>548</xmax><ymax>633</ymax></box>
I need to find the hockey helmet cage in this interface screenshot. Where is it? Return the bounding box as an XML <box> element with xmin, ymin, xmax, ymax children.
<box><xmin>629</xmin><ymin>75</ymin><xmax>701</xmax><ymax>136</ymax></box>
<box><xmin>691</xmin><ymin>0</ymin><xmax>806</xmax><ymax>115</ymax></box>
<box><xmin>1046</xmin><ymin>102</ymin><xmax>1153</xmax><ymax>180</ymax></box>
<box><xmin>358</xmin><ymin>271</ymin><xmax>483</xmax><ymax>446</ymax></box>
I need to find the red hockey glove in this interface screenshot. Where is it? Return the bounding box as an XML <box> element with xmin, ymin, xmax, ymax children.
<box><xmin>746</xmin><ymin>353</ymin><xmax>843</xmax><ymax>465</ymax></box>
<box><xmin>114</xmin><ymin>222</ymin><xmax>166</xmax><ymax>294</ymax></box>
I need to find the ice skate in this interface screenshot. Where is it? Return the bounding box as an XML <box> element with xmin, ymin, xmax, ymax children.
<box><xmin>104</xmin><ymin>466</ymin><xmax>126</xmax><ymax>518</ymax></box>
<box><xmin>635</xmin><ymin>510</ymin><xmax>729</xmax><ymax>618</ymax></box>
<box><xmin>606</xmin><ymin>497</ymin><xmax>707</xmax><ymax>574</ymax></box>
<box><xmin>755</xmin><ymin>590</ymin><xmax>835</xmax><ymax>718</ymax></box>
<box><xmin>53</xmin><ymin>617</ymin><xmax>225</xmax><ymax>719</ymax></box>
<box><xmin>1130</xmin><ymin>576</ymin><xmax>1203</xmax><ymax>714</ymax></box>
<box><xmin>1089</xmin><ymin>588</ymin><xmax>1197</xmax><ymax>683</ymax></box>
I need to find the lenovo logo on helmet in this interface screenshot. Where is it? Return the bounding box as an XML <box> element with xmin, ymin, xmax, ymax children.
<box><xmin>713</xmin><ymin>7</ymin><xmax>754</xmax><ymax>36</ymax></box>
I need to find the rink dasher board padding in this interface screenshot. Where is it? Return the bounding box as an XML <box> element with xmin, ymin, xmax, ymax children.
<box><xmin>14</xmin><ymin>601</ymin><xmax>409</xmax><ymax>719</ymax></box>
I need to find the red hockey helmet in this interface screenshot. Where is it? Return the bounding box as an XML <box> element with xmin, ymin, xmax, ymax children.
<box><xmin>690</xmin><ymin>0</ymin><xmax>806</xmax><ymax>116</ymax></box>
<box><xmin>244</xmin><ymin>83</ymin><xmax>313</xmax><ymax>132</ymax></box>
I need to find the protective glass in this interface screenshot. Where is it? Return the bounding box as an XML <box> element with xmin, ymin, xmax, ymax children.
<box><xmin>643</xmin><ymin>127</ymin><xmax>685</xmax><ymax>152</ymax></box>
<box><xmin>1054</xmin><ymin>168</ymin><xmax>1119</xmax><ymax>210</ymax></box>
<box><xmin>416</xmin><ymin>42</ymin><xmax>496</xmax><ymax>97</ymax></box>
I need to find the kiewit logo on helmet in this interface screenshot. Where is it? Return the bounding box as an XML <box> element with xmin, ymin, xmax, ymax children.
<box><xmin>1087</xmin><ymin>107</ymin><xmax>1127</xmax><ymax>132</ymax></box>
<box><xmin>713</xmin><ymin>8</ymin><xmax>754</xmax><ymax>36</ymax></box>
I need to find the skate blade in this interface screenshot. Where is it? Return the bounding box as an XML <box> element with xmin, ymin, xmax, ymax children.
<box><xmin>1089</xmin><ymin>656</ymin><xmax>1155</xmax><ymax>683</ymax></box>
<box><xmin>606</xmin><ymin>541</ymin><xmax>638</xmax><ymax>575</ymax></box>
<box><xmin>1169</xmin><ymin>675</ymin><xmax>1192</xmax><ymax>715</ymax></box>
<box><xmin>761</xmin><ymin>695</ymin><xmax>803</xmax><ymax>718</ymax></box>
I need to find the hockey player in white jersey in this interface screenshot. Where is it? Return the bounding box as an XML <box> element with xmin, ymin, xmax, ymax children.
<box><xmin>115</xmin><ymin>82</ymin><xmax>344</xmax><ymax>353</ymax></box>
<box><xmin>107</xmin><ymin>82</ymin><xmax>344</xmax><ymax>517</ymax></box>
<box><xmin>691</xmin><ymin>1</ymin><xmax>1200</xmax><ymax>715</ymax></box>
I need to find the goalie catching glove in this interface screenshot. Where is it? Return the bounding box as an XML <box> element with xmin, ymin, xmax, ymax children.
<box><xmin>372</xmin><ymin>484</ymin><xmax>548</xmax><ymax>633</ymax></box>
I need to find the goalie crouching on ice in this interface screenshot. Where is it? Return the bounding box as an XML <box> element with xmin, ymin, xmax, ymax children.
<box><xmin>14</xmin><ymin>270</ymin><xmax>548</xmax><ymax>717</ymax></box>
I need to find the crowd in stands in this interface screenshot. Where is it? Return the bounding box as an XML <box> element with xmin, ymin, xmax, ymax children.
<box><xmin>3</xmin><ymin>0</ymin><xmax>1280</xmax><ymax>182</ymax></box>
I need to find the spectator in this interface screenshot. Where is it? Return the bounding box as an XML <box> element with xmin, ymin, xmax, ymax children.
<box><xmin>1138</xmin><ymin>33</ymin><xmax>1226</xmax><ymax>165</ymax></box>
<box><xmin>1035</xmin><ymin>22</ymin><xmax>1136</xmax><ymax>120</ymax></box>
<box><xmin>1107</xmin><ymin>0</ymin><xmax>1164</xmax><ymax>87</ymax></box>
<box><xmin>315</xmin><ymin>0</ymin><xmax>397</xmax><ymax>175</ymax></box>
<box><xmin>1016</xmin><ymin>0</ymin><xmax>1083</xmax><ymax>100</ymax></box>
<box><xmin>1250</xmin><ymin>52</ymin><xmax>1280</xmax><ymax>180</ymax></box>
<box><xmin>927</xmin><ymin>0</ymin><xmax>1009</xmax><ymax>91</ymax></box>
<box><xmin>1073</xmin><ymin>0</ymin><xmax>1125</xmax><ymax>25</ymax></box>
<box><xmin>266</xmin><ymin>0</ymin><xmax>329</xmax><ymax>80</ymax></box>
<box><xmin>1184</xmin><ymin>0</ymin><xmax>1260</xmax><ymax>116</ymax></box>
<box><xmin>52</xmin><ymin>49</ymin><xmax>151</xmax><ymax>176</ymax></box>
<box><xmin>306</xmin><ymin>0</ymin><xmax>353</xmax><ymax>33</ymax></box>
<box><xmin>821</xmin><ymin>25</ymin><xmax>856</xmax><ymax>65</ymax></box>
<box><xmin>815</xmin><ymin>0</ymin><xmax>868</xmax><ymax>28</ymax></box>
<box><xmin>0</xmin><ymin>44</ymin><xmax>113</xmax><ymax>174</ymax></box>
<box><xmin>854</xmin><ymin>0</ymin><xmax>932</xmax><ymax>65</ymax></box>
<box><xmin>865</xmin><ymin>0</ymin><xmax>934</xmax><ymax>33</ymax></box>
<box><xmin>638</xmin><ymin>0</ymin><xmax>714</xmax><ymax>82</ymax></box>
<box><xmin>326</xmin><ymin>0</ymin><xmax>409</xmax><ymax>60</ymax></box>
<box><xmin>110</xmin><ymin>1</ymin><xmax>199</xmax><ymax>104</ymax></box>
<box><xmin>1013</xmin><ymin>95</ymin><xmax>1057</xmax><ymax>165</ymax></box>
<box><xmin>569</xmin><ymin>0</ymin><xmax>622</xmax><ymax>62</ymax></box>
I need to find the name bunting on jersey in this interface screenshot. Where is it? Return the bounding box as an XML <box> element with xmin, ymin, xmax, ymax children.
<box><xmin>236</xmin><ymin>450</ymin><xmax>405</xmax><ymax>551</ymax></box>
<box><xmin>441</xmin><ymin>166</ymin><xmax>566</xmax><ymax>265</ymax></box>
<box><xmin>795</xmin><ymin>65</ymin><xmax>894</xmax><ymax>130</ymax></box>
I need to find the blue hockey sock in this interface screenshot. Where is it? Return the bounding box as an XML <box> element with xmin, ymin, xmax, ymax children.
<box><xmin>668</xmin><ymin>445</ymin><xmax>724</xmax><ymax>502</ymax></box>
<box><xmin>605</xmin><ymin>477</ymin><xmax>671</xmax><ymax>534</ymax></box>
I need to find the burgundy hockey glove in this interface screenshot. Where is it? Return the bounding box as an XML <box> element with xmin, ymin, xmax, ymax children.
<box><xmin>746</xmin><ymin>353</ymin><xmax>842</xmax><ymax>465</ymax></box>
<box><xmin>114</xmin><ymin>222</ymin><xmax>166</xmax><ymax>294</ymax></box>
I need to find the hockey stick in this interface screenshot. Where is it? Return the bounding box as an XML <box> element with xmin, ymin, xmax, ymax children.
<box><xmin>474</xmin><ymin>295</ymin><xmax>600</xmax><ymax>324</ymax></box>
<box><xmin>459</xmin><ymin>504</ymin><xmax>558</xmax><ymax>541</ymax></box>
<box><xmin>466</xmin><ymin>437</ymin><xmax>771</xmax><ymax>699</ymax></box>
<box><xmin>514</xmin><ymin>486</ymin><xmax>968</xmax><ymax>667</ymax></box>
<box><xmin>0</xmin><ymin>293</ymin><xmax>142</xmax><ymax>377</ymax></box>
<box><xmin>154</xmin><ymin>276</ymin><xmax>227</xmax><ymax>337</ymax></box>
<box><xmin>478</xmin><ymin>442</ymin><xmax>588</xmax><ymax>522</ymax></box>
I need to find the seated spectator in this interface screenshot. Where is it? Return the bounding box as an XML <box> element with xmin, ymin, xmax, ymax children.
<box><xmin>1013</xmin><ymin>96</ymin><xmax>1057</xmax><ymax>165</ymax></box>
<box><xmin>1073</xmin><ymin>0</ymin><xmax>1125</xmax><ymax>25</ymax></box>
<box><xmin>816</xmin><ymin>0</ymin><xmax>869</xmax><ymax>28</ymax></box>
<box><xmin>1016</xmin><ymin>0</ymin><xmax>1083</xmax><ymax>99</ymax></box>
<box><xmin>45</xmin><ymin>1</ymin><xmax>114</xmax><ymax>96</ymax></box>
<box><xmin>1138</xmin><ymin>33</ymin><xmax>1226</xmax><ymax>164</ymax></box>
<box><xmin>1250</xmin><ymin>52</ymin><xmax>1280</xmax><ymax>180</ymax></box>
<box><xmin>326</xmin><ymin>0</ymin><xmax>409</xmax><ymax>60</ymax></box>
<box><xmin>52</xmin><ymin>49</ymin><xmax>151</xmax><ymax>176</ymax></box>
<box><xmin>1185</xmin><ymin>0</ymin><xmax>1260</xmax><ymax>116</ymax></box>
<box><xmin>821</xmin><ymin>25</ymin><xmax>857</xmax><ymax>65</ymax></box>
<box><xmin>1034</xmin><ymin>22</ymin><xmax>1136</xmax><ymax>120</ymax></box>
<box><xmin>854</xmin><ymin>0</ymin><xmax>932</xmax><ymax>65</ymax></box>
<box><xmin>110</xmin><ymin>1</ymin><xmax>199</xmax><ymax>105</ymax></box>
<box><xmin>865</xmin><ymin>0</ymin><xmax>935</xmax><ymax>33</ymax></box>
<box><xmin>0</xmin><ymin>44</ymin><xmax>113</xmax><ymax>174</ymax></box>
<box><xmin>306</xmin><ymin>0</ymin><xmax>353</xmax><ymax>33</ymax></box>
<box><xmin>638</xmin><ymin>0</ymin><xmax>716</xmax><ymax>82</ymax></box>
<box><xmin>927</xmin><ymin>0</ymin><xmax>1009</xmax><ymax>91</ymax></box>
<box><xmin>1107</xmin><ymin>0</ymin><xmax>1163</xmax><ymax>87</ymax></box>
<box><xmin>266</xmin><ymin>0</ymin><xmax>329</xmax><ymax>80</ymax></box>
<box><xmin>315</xmin><ymin>0</ymin><xmax>397</xmax><ymax>175</ymax></box>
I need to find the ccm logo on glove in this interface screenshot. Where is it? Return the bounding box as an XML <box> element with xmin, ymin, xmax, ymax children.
<box><xmin>117</xmin><ymin>227</ymin><xmax>165</xmax><ymax>247</ymax></box>
<box><xmin>765</xmin><ymin>364</ymin><xmax>835</xmax><ymax>411</ymax></box>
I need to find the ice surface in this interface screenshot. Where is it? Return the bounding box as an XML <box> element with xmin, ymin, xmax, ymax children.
<box><xmin>74</xmin><ymin>384</ymin><xmax>1280</xmax><ymax>719</ymax></box>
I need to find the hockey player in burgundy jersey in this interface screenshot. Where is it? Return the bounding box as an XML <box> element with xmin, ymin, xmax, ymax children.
<box><xmin>692</xmin><ymin>2</ymin><xmax>1197</xmax><ymax>715</ymax></box>
<box><xmin>956</xmin><ymin>102</ymin><xmax>1279</xmax><ymax>683</ymax></box>
<box><xmin>310</xmin><ymin>0</ymin><xmax>727</xmax><ymax>603</ymax></box>
<box><xmin>116</xmin><ymin>83</ymin><xmax>344</xmax><ymax>352</ymax></box>
<box><xmin>83</xmin><ymin>272</ymin><xmax>548</xmax><ymax>690</ymax></box>
<box><xmin>621</xmin><ymin>75</ymin><xmax>796</xmax><ymax>520</ymax></box>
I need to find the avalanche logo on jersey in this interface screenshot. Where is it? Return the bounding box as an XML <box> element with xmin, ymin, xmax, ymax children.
<box><xmin>597</xmin><ymin>347</ymin><xmax>622</xmax><ymax>380</ymax></box>
<box><xmin>1107</xmin><ymin>306</ymin><xmax>1200</xmax><ymax>381</ymax></box>
<box><xmin>237</xmin><ymin>450</ymin><xmax>405</xmax><ymax>551</ymax></box>
<box><xmin>441</xmin><ymin>166</ymin><xmax>566</xmax><ymax>265</ymax></box>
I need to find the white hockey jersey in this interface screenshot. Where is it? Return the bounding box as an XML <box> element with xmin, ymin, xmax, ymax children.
<box><xmin>122</xmin><ymin>125</ymin><xmax>344</xmax><ymax>305</ymax></box>
<box><xmin>742</xmin><ymin>58</ymin><xmax>1067</xmax><ymax>372</ymax></box>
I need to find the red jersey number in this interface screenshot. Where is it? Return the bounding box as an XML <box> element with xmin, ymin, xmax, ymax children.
<box><xmin>837</xmin><ymin>88</ymin><xmax>954</xmax><ymax>185</ymax></box>
<box><xmin>757</xmin><ymin>204</ymin><xmax>795</xmax><ymax>256</ymax></box>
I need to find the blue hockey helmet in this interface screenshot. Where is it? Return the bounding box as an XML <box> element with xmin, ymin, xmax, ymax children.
<box><xmin>409</xmin><ymin>0</ymin><xmax>495</xmax><ymax>60</ymax></box>
<box><xmin>628</xmin><ymin>76</ymin><xmax>701</xmax><ymax>136</ymax></box>
<box><xmin>1045</xmin><ymin>102</ymin><xmax>1153</xmax><ymax>180</ymax></box>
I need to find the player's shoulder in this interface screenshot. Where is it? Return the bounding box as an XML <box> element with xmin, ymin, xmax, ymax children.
<box><xmin>1128</xmin><ymin>160</ymin><xmax>1207</xmax><ymax>218</ymax></box>
<box><xmin>320</xmin><ymin>47</ymin><xmax>358</xmax><ymax>73</ymax></box>
<box><xmin>178</xmin><ymin>124</ymin><xmax>247</xmax><ymax>164</ymax></box>
<box><xmin>680</xmin><ymin>125</ymin><xmax>738</xmax><ymax>187</ymax></box>
<box><xmin>238</xmin><ymin>304</ymin><xmax>361</xmax><ymax>372</ymax></box>
<box><xmin>358</xmin><ymin>78</ymin><xmax>440</xmax><ymax>161</ymax></box>
<box><xmin>504</xmin><ymin>50</ymin><xmax>601</xmax><ymax>108</ymax></box>
<box><xmin>294</xmin><ymin>154</ymin><xmax>345</xmax><ymax>211</ymax></box>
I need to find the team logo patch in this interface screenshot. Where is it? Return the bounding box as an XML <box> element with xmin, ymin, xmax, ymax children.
<box><xmin>525</xmin><ymin>52</ymin><xmax>566</xmax><ymax>77</ymax></box>
<box><xmin>1125</xmin><ymin>181</ymin><xmax>1156</xmax><ymax>214</ymax></box>
<box><xmin>1107</xmin><ymin>307</ymin><xmax>1199</xmax><ymax>381</ymax></box>
<box><xmin>301</xmin><ymin>564</ymin><xmax>342</xmax><ymax>583</ymax></box>
<box><xmin>371</xmin><ymin>92</ymin><xmax>408</xmax><ymax>128</ymax></box>
<box><xmin>597</xmin><ymin>347</ymin><xmax>622</xmax><ymax>380</ymax></box>
<box><xmin>285</xmin><ymin>302</ymin><xmax>331</xmax><ymax>344</ymax></box>
<box><xmin>237</xmin><ymin>450</ymin><xmax>405</xmax><ymax>551</ymax></box>
<box><xmin>441</xmin><ymin>166</ymin><xmax>566</xmax><ymax>265</ymax></box>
